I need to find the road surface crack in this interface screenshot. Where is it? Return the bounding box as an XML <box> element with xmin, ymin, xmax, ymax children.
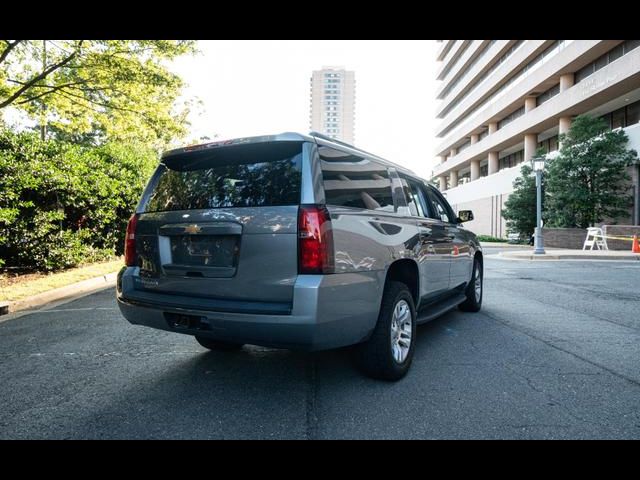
<box><xmin>481</xmin><ymin>309</ymin><xmax>640</xmax><ymax>389</ymax></box>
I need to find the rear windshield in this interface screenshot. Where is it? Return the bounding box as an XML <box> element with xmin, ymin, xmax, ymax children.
<box><xmin>143</xmin><ymin>142</ymin><xmax>302</xmax><ymax>212</ymax></box>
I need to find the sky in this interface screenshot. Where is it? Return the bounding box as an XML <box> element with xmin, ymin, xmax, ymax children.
<box><xmin>170</xmin><ymin>40</ymin><xmax>440</xmax><ymax>179</ymax></box>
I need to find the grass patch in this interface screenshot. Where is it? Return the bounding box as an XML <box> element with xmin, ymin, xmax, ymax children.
<box><xmin>0</xmin><ymin>258</ymin><xmax>123</xmax><ymax>303</ymax></box>
<box><xmin>477</xmin><ymin>235</ymin><xmax>509</xmax><ymax>243</ymax></box>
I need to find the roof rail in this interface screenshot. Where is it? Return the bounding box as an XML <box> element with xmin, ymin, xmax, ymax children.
<box><xmin>308</xmin><ymin>131</ymin><xmax>415</xmax><ymax>175</ymax></box>
<box><xmin>308</xmin><ymin>131</ymin><xmax>358</xmax><ymax>150</ymax></box>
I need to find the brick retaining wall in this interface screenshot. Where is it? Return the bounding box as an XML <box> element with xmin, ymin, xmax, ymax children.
<box><xmin>542</xmin><ymin>226</ymin><xmax>640</xmax><ymax>250</ymax></box>
<box><xmin>603</xmin><ymin>225</ymin><xmax>640</xmax><ymax>250</ymax></box>
<box><xmin>542</xmin><ymin>228</ymin><xmax>586</xmax><ymax>249</ymax></box>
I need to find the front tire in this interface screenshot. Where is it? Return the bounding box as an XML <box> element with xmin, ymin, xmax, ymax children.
<box><xmin>353</xmin><ymin>281</ymin><xmax>416</xmax><ymax>381</ymax></box>
<box><xmin>195</xmin><ymin>336</ymin><xmax>244</xmax><ymax>351</ymax></box>
<box><xmin>459</xmin><ymin>256</ymin><xmax>482</xmax><ymax>312</ymax></box>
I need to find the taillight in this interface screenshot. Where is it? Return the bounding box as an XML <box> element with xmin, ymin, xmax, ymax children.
<box><xmin>124</xmin><ymin>213</ymin><xmax>139</xmax><ymax>267</ymax></box>
<box><xmin>298</xmin><ymin>205</ymin><xmax>334</xmax><ymax>274</ymax></box>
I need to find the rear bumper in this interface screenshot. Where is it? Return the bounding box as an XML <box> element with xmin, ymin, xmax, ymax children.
<box><xmin>116</xmin><ymin>267</ymin><xmax>383</xmax><ymax>351</ymax></box>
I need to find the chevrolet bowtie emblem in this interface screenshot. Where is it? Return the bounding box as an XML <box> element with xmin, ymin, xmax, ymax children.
<box><xmin>184</xmin><ymin>224</ymin><xmax>202</xmax><ymax>234</ymax></box>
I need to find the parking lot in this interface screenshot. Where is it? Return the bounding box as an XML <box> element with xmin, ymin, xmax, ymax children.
<box><xmin>1</xmin><ymin>249</ymin><xmax>639</xmax><ymax>439</ymax></box>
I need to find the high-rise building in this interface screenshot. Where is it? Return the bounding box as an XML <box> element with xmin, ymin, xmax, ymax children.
<box><xmin>432</xmin><ymin>40</ymin><xmax>640</xmax><ymax>236</ymax></box>
<box><xmin>310</xmin><ymin>66</ymin><xmax>355</xmax><ymax>144</ymax></box>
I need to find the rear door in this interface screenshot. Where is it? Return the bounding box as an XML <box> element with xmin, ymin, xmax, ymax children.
<box><xmin>423</xmin><ymin>186</ymin><xmax>471</xmax><ymax>290</ymax></box>
<box><xmin>400</xmin><ymin>176</ymin><xmax>452</xmax><ymax>299</ymax></box>
<box><xmin>132</xmin><ymin>140</ymin><xmax>304</xmax><ymax>307</ymax></box>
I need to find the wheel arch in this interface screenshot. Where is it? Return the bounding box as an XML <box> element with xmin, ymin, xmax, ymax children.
<box><xmin>383</xmin><ymin>258</ymin><xmax>420</xmax><ymax>307</ymax></box>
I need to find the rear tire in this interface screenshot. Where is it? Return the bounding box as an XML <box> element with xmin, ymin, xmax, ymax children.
<box><xmin>459</xmin><ymin>256</ymin><xmax>482</xmax><ymax>312</ymax></box>
<box><xmin>195</xmin><ymin>336</ymin><xmax>244</xmax><ymax>351</ymax></box>
<box><xmin>353</xmin><ymin>281</ymin><xmax>416</xmax><ymax>381</ymax></box>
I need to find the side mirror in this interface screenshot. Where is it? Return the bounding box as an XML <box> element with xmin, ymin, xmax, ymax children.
<box><xmin>457</xmin><ymin>210</ymin><xmax>474</xmax><ymax>223</ymax></box>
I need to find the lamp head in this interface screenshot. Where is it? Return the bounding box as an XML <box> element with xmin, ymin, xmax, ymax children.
<box><xmin>532</xmin><ymin>156</ymin><xmax>546</xmax><ymax>172</ymax></box>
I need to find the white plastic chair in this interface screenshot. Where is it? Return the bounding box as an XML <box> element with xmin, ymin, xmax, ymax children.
<box><xmin>583</xmin><ymin>227</ymin><xmax>608</xmax><ymax>250</ymax></box>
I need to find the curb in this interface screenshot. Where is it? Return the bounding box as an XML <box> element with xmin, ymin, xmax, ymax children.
<box><xmin>1</xmin><ymin>271</ymin><xmax>119</xmax><ymax>316</ymax></box>
<box><xmin>480</xmin><ymin>242</ymin><xmax>529</xmax><ymax>249</ymax></box>
<box><xmin>497</xmin><ymin>252</ymin><xmax>640</xmax><ymax>261</ymax></box>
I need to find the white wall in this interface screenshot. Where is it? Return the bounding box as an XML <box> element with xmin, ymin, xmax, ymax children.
<box><xmin>625</xmin><ymin>122</ymin><xmax>640</xmax><ymax>151</ymax></box>
<box><xmin>442</xmin><ymin>165</ymin><xmax>522</xmax><ymax>205</ymax></box>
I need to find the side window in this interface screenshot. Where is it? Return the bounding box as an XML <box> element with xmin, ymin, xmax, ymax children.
<box><xmin>425</xmin><ymin>187</ymin><xmax>454</xmax><ymax>223</ymax></box>
<box><xmin>399</xmin><ymin>175</ymin><xmax>429</xmax><ymax>217</ymax></box>
<box><xmin>319</xmin><ymin>146</ymin><xmax>394</xmax><ymax>212</ymax></box>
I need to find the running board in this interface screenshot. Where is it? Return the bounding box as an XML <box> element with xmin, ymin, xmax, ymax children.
<box><xmin>416</xmin><ymin>293</ymin><xmax>466</xmax><ymax>325</ymax></box>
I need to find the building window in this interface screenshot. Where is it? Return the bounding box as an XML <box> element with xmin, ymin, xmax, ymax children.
<box><xmin>480</xmin><ymin>164</ymin><xmax>488</xmax><ymax>177</ymax></box>
<box><xmin>611</xmin><ymin>108</ymin><xmax>626</xmax><ymax>129</ymax></box>
<box><xmin>538</xmin><ymin>135</ymin><xmax>559</xmax><ymax>153</ymax></box>
<box><xmin>575</xmin><ymin>63</ymin><xmax>595</xmax><ymax>83</ymax></box>
<box><xmin>499</xmin><ymin>149</ymin><xmax>524</xmax><ymax>169</ymax></box>
<box><xmin>478</xmin><ymin>129</ymin><xmax>488</xmax><ymax>141</ymax></box>
<box><xmin>600</xmin><ymin>99</ymin><xmax>640</xmax><ymax>129</ymax></box>
<box><xmin>627</xmin><ymin>100</ymin><xmax>640</xmax><ymax>125</ymax></box>
<box><xmin>625</xmin><ymin>39</ymin><xmax>640</xmax><ymax>53</ymax></box>
<box><xmin>498</xmin><ymin>106</ymin><xmax>525</xmax><ymax>129</ymax></box>
<box><xmin>576</xmin><ymin>40</ymin><xmax>640</xmax><ymax>84</ymax></box>
<box><xmin>458</xmin><ymin>171</ymin><xmax>471</xmax><ymax>185</ymax></box>
<box><xmin>536</xmin><ymin>84</ymin><xmax>560</xmax><ymax>106</ymax></box>
<box><xmin>609</xmin><ymin>44</ymin><xmax>624</xmax><ymax>62</ymax></box>
<box><xmin>457</xmin><ymin>139</ymin><xmax>471</xmax><ymax>152</ymax></box>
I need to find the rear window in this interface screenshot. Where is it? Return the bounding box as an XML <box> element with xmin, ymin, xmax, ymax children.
<box><xmin>319</xmin><ymin>146</ymin><xmax>394</xmax><ymax>211</ymax></box>
<box><xmin>143</xmin><ymin>142</ymin><xmax>302</xmax><ymax>212</ymax></box>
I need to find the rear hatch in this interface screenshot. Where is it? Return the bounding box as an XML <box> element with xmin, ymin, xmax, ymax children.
<box><xmin>131</xmin><ymin>140</ymin><xmax>304</xmax><ymax>313</ymax></box>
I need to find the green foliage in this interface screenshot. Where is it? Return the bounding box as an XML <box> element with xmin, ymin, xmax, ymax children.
<box><xmin>545</xmin><ymin>115</ymin><xmax>637</xmax><ymax>228</ymax></box>
<box><xmin>501</xmin><ymin>148</ymin><xmax>547</xmax><ymax>238</ymax></box>
<box><xmin>476</xmin><ymin>235</ymin><xmax>508</xmax><ymax>243</ymax></box>
<box><xmin>0</xmin><ymin>128</ymin><xmax>157</xmax><ymax>271</ymax></box>
<box><xmin>0</xmin><ymin>40</ymin><xmax>198</xmax><ymax>149</ymax></box>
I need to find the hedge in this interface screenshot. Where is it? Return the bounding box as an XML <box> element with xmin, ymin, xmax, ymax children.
<box><xmin>0</xmin><ymin>128</ymin><xmax>157</xmax><ymax>271</ymax></box>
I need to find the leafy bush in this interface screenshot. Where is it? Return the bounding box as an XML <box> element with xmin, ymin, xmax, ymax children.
<box><xmin>476</xmin><ymin>235</ymin><xmax>508</xmax><ymax>243</ymax></box>
<box><xmin>0</xmin><ymin>128</ymin><xmax>157</xmax><ymax>271</ymax></box>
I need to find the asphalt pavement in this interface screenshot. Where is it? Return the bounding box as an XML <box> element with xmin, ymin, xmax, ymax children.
<box><xmin>1</xmin><ymin>250</ymin><xmax>639</xmax><ymax>439</ymax></box>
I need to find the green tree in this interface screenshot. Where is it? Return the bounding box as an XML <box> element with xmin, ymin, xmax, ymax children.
<box><xmin>545</xmin><ymin>114</ymin><xmax>637</xmax><ymax>228</ymax></box>
<box><xmin>502</xmin><ymin>147</ymin><xmax>547</xmax><ymax>238</ymax></box>
<box><xmin>0</xmin><ymin>40</ymin><xmax>197</xmax><ymax>149</ymax></box>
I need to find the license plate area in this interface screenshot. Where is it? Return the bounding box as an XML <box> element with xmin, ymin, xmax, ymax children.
<box><xmin>169</xmin><ymin>234</ymin><xmax>239</xmax><ymax>268</ymax></box>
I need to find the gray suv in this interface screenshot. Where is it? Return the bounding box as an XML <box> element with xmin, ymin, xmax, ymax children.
<box><xmin>117</xmin><ymin>132</ymin><xmax>483</xmax><ymax>380</ymax></box>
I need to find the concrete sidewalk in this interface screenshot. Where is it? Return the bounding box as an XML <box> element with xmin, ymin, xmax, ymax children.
<box><xmin>498</xmin><ymin>248</ymin><xmax>640</xmax><ymax>261</ymax></box>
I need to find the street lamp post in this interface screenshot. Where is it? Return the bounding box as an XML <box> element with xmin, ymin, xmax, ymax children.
<box><xmin>532</xmin><ymin>155</ymin><xmax>546</xmax><ymax>254</ymax></box>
